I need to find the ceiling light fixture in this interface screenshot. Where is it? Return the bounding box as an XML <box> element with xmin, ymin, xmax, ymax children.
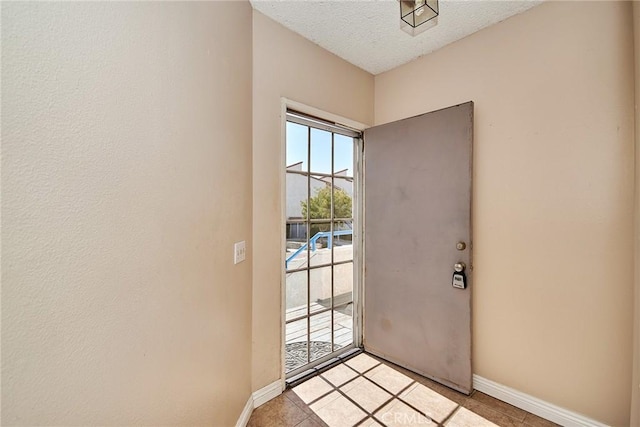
<box><xmin>399</xmin><ymin>0</ymin><xmax>439</xmax><ymax>36</ymax></box>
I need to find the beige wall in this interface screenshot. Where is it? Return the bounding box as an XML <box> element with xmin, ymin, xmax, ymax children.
<box><xmin>251</xmin><ymin>10</ymin><xmax>374</xmax><ymax>391</ymax></box>
<box><xmin>1</xmin><ymin>2</ymin><xmax>253</xmax><ymax>425</ymax></box>
<box><xmin>632</xmin><ymin>3</ymin><xmax>640</xmax><ymax>425</ymax></box>
<box><xmin>375</xmin><ymin>2</ymin><xmax>635</xmax><ymax>425</ymax></box>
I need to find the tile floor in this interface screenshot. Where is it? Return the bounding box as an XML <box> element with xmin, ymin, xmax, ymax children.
<box><xmin>247</xmin><ymin>353</ymin><xmax>559</xmax><ymax>427</ymax></box>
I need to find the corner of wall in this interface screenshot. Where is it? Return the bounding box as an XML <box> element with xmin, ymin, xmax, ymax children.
<box><xmin>631</xmin><ymin>4</ymin><xmax>640</xmax><ymax>425</ymax></box>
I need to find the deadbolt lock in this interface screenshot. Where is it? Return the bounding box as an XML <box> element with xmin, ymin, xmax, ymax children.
<box><xmin>456</xmin><ymin>241</ymin><xmax>466</xmax><ymax>251</ymax></box>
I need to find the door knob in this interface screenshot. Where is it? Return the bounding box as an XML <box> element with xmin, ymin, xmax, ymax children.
<box><xmin>454</xmin><ymin>262</ymin><xmax>466</xmax><ymax>272</ymax></box>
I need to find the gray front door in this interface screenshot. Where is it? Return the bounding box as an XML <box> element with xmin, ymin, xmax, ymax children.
<box><xmin>363</xmin><ymin>102</ymin><xmax>473</xmax><ymax>394</ymax></box>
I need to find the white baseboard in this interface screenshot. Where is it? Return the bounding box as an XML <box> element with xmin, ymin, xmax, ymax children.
<box><xmin>252</xmin><ymin>380</ymin><xmax>283</xmax><ymax>408</ymax></box>
<box><xmin>473</xmin><ymin>375</ymin><xmax>609</xmax><ymax>427</ymax></box>
<box><xmin>235</xmin><ymin>395</ymin><xmax>254</xmax><ymax>427</ymax></box>
<box><xmin>236</xmin><ymin>380</ymin><xmax>283</xmax><ymax>427</ymax></box>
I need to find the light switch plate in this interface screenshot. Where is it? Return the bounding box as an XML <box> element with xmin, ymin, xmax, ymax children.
<box><xmin>234</xmin><ymin>241</ymin><xmax>246</xmax><ymax>264</ymax></box>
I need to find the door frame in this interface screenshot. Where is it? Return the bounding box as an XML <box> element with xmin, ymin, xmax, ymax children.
<box><xmin>279</xmin><ymin>98</ymin><xmax>368</xmax><ymax>387</ymax></box>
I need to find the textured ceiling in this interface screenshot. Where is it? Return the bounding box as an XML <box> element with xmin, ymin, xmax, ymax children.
<box><xmin>250</xmin><ymin>0</ymin><xmax>543</xmax><ymax>75</ymax></box>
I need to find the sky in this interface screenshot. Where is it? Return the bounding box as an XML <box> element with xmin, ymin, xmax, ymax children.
<box><xmin>286</xmin><ymin>122</ymin><xmax>354</xmax><ymax>177</ymax></box>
